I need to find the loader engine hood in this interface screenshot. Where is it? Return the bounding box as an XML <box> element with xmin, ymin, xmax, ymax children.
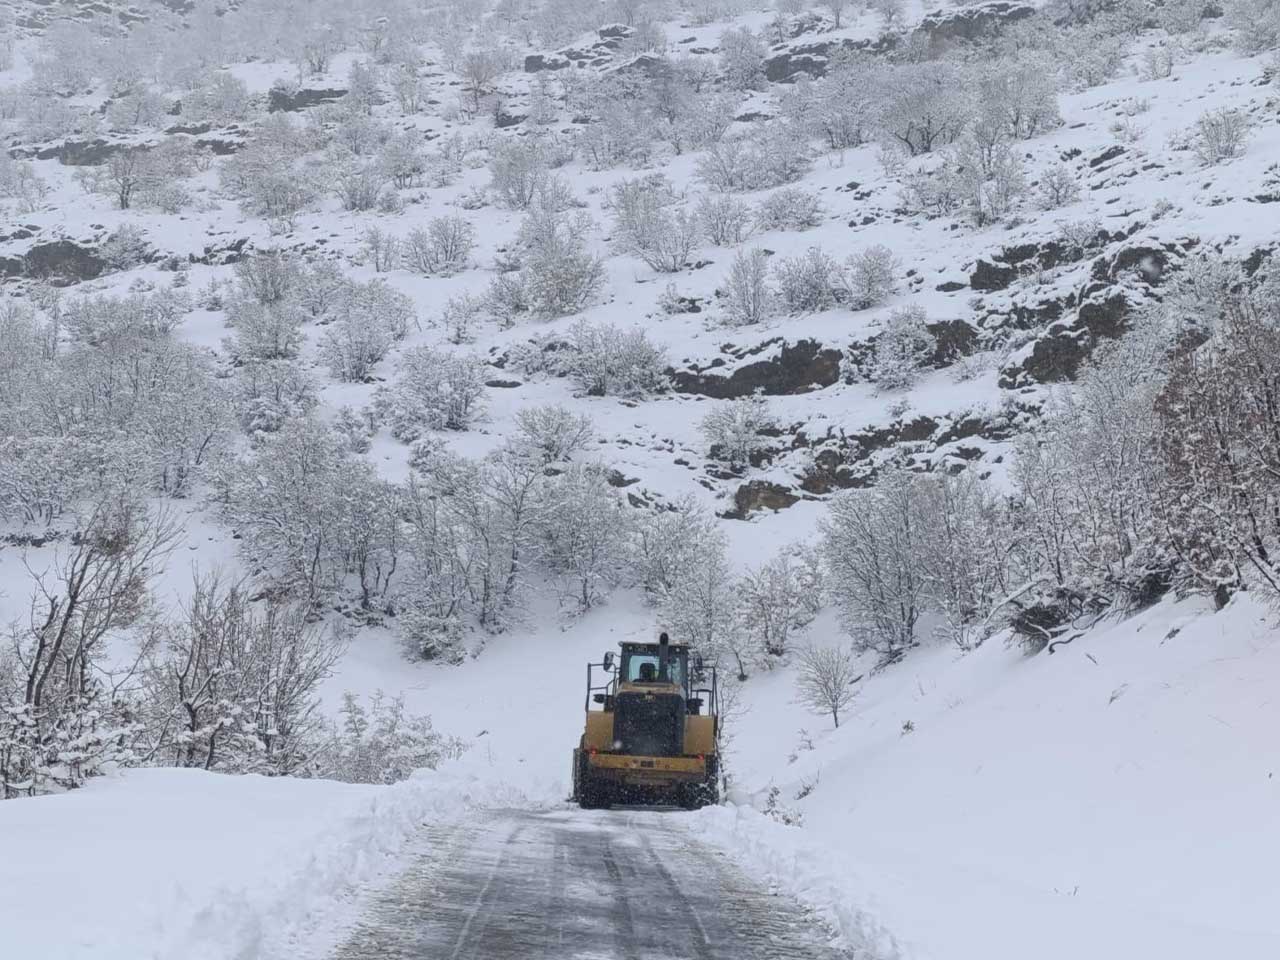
<box><xmin>613</xmin><ymin>687</ymin><xmax>685</xmax><ymax>757</ymax></box>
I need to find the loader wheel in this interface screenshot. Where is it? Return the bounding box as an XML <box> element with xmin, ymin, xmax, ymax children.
<box><xmin>575</xmin><ymin>750</ymin><xmax>608</xmax><ymax>810</ymax></box>
<box><xmin>683</xmin><ymin>757</ymin><xmax>720</xmax><ymax>809</ymax></box>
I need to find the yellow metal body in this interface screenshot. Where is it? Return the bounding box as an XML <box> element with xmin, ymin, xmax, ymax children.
<box><xmin>586</xmin><ymin>752</ymin><xmax>706</xmax><ymax>785</ymax></box>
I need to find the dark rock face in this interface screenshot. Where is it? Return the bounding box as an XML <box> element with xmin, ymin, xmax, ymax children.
<box><xmin>970</xmin><ymin>259</ymin><xmax>1018</xmax><ymax>292</ymax></box>
<box><xmin>722</xmin><ymin>481</ymin><xmax>801</xmax><ymax>519</ymax></box>
<box><xmin>1000</xmin><ymin>292</ymin><xmax>1129</xmax><ymax>386</ymax></box>
<box><xmin>4</xmin><ymin>240</ymin><xmax>107</xmax><ymax>284</ymax></box>
<box><xmin>1088</xmin><ymin>145</ymin><xmax>1126</xmax><ymax>169</ymax></box>
<box><xmin>267</xmin><ymin>88</ymin><xmax>348</xmax><ymax>113</ymax></box>
<box><xmin>524</xmin><ymin>54</ymin><xmax>569</xmax><ymax>72</ymax></box>
<box><xmin>1092</xmin><ymin>244</ymin><xmax>1173</xmax><ymax>285</ymax></box>
<box><xmin>670</xmin><ymin>339</ymin><xmax>843</xmax><ymax>398</ymax></box>
<box><xmin>9</xmin><ymin>139</ymin><xmax>126</xmax><ymax>166</ymax></box>
<box><xmin>762</xmin><ymin>35</ymin><xmax>897</xmax><ymax>83</ymax></box>
<box><xmin>798</xmin><ymin>412</ymin><xmax>1005</xmax><ymax>494</ymax></box>
<box><xmin>916</xmin><ymin>1</ymin><xmax>1036</xmax><ymax>50</ymax></box>
<box><xmin>925</xmin><ymin>319</ymin><xmax>979</xmax><ymax>368</ymax></box>
<box><xmin>525</xmin><ymin>26</ymin><xmax>635</xmax><ymax>73</ymax></box>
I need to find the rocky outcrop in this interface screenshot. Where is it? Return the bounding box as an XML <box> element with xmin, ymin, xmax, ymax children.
<box><xmin>1000</xmin><ymin>291</ymin><xmax>1129</xmax><ymax>386</ymax></box>
<box><xmin>8</xmin><ymin>139</ymin><xmax>127</xmax><ymax>166</ymax></box>
<box><xmin>1</xmin><ymin>240</ymin><xmax>106</xmax><ymax>284</ymax></box>
<box><xmin>762</xmin><ymin>35</ymin><xmax>897</xmax><ymax>82</ymax></box>
<box><xmin>670</xmin><ymin>339</ymin><xmax>843</xmax><ymax>398</ymax></box>
<box><xmin>525</xmin><ymin>26</ymin><xmax>636</xmax><ymax>72</ymax></box>
<box><xmin>798</xmin><ymin>410</ymin><xmax>1011</xmax><ymax>494</ymax></box>
<box><xmin>917</xmin><ymin>2</ymin><xmax>1036</xmax><ymax>52</ymax></box>
<box><xmin>267</xmin><ymin>88</ymin><xmax>348</xmax><ymax>113</ymax></box>
<box><xmin>721</xmin><ymin>481</ymin><xmax>802</xmax><ymax>519</ymax></box>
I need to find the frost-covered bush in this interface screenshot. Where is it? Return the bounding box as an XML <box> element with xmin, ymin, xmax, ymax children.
<box><xmin>1192</xmin><ymin>109</ymin><xmax>1251</xmax><ymax>166</ymax></box>
<box><xmin>225</xmin><ymin>298</ymin><xmax>306</xmax><ymax>361</ymax></box>
<box><xmin>871</xmin><ymin>304</ymin><xmax>936</xmax><ymax>390</ymax></box>
<box><xmin>775</xmin><ymin>247</ymin><xmax>841</xmax><ymax>313</ymax></box>
<box><xmin>222</xmin><ymin>140</ymin><xmax>318</xmax><ymax>230</ymax></box>
<box><xmin>1224</xmin><ymin>0</ymin><xmax>1280</xmax><ymax>54</ymax></box>
<box><xmin>755</xmin><ymin>187</ymin><xmax>823</xmax><ymax>232</ymax></box>
<box><xmin>696</xmin><ymin>192</ymin><xmax>754</xmax><ymax>246</ymax></box>
<box><xmin>780</xmin><ymin>56</ymin><xmax>878</xmax><ymax>152</ymax></box>
<box><xmin>236</xmin><ymin>249</ymin><xmax>301</xmax><ymax>305</ymax></box>
<box><xmin>515</xmin><ymin>404</ymin><xmax>595</xmax><ymax>463</ymax></box>
<box><xmin>696</xmin><ymin>129</ymin><xmax>811</xmax><ymax>193</ymax></box>
<box><xmin>334</xmin><ymin>159</ymin><xmax>386</xmax><ymax>211</ymax></box>
<box><xmin>380</xmin><ymin>131</ymin><xmax>426</xmax><ymax>187</ymax></box>
<box><xmin>877</xmin><ymin>61</ymin><xmax>970</xmax><ymax>156</ymax></box>
<box><xmin>321</xmin><ymin>692</ymin><xmax>465</xmax><ymax>783</ymax></box>
<box><xmin>364</xmin><ymin>227</ymin><xmax>400</xmax><ymax>272</ymax></box>
<box><xmin>489</xmin><ymin>137</ymin><xmax>554</xmax><ymax>209</ymax></box>
<box><xmin>442</xmin><ymin>293</ymin><xmax>483</xmax><ymax>345</ymax></box>
<box><xmin>491</xmin><ymin>197</ymin><xmax>605</xmax><ymax>320</ymax></box>
<box><xmin>0</xmin><ymin>155</ymin><xmax>48</xmax><ymax>212</ymax></box>
<box><xmin>183</xmin><ymin>71</ymin><xmax>254</xmax><ymax>125</ymax></box>
<box><xmin>609</xmin><ymin>175</ymin><xmax>699</xmax><ymax>273</ymax></box>
<box><xmin>700</xmin><ymin>395</ymin><xmax>777</xmax><ymax>467</ymax></box>
<box><xmin>537</xmin><ymin>462</ymin><xmax>636</xmax><ymax>611</ymax></box>
<box><xmin>718</xmin><ymin>27</ymin><xmax>766</xmax><ymax>90</ymax></box>
<box><xmin>723</xmin><ymin>248</ymin><xmax>776</xmax><ymax>326</ymax></box>
<box><xmin>378</xmin><ymin>347</ymin><xmax>488</xmax><ymax>439</ymax></box>
<box><xmin>318</xmin><ymin>281</ymin><xmax>416</xmax><ymax>381</ymax></box>
<box><xmin>952</xmin><ymin>139</ymin><xmax>1029</xmax><ymax>227</ymax></box>
<box><xmin>696</xmin><ymin>138</ymin><xmax>756</xmax><ymax>193</ymax></box>
<box><xmin>1037</xmin><ymin>161</ymin><xmax>1081</xmax><ymax>209</ymax></box>
<box><xmin>560</xmin><ymin>321</ymin><xmax>668</xmax><ymax>396</ymax></box>
<box><xmin>404</xmin><ymin>216</ymin><xmax>475</xmax><ymax>276</ymax></box>
<box><xmin>100</xmin><ymin>224</ymin><xmax>151</xmax><ymax>270</ymax></box>
<box><xmin>578</xmin><ymin>100</ymin><xmax>656</xmax><ymax>170</ymax></box>
<box><xmin>842</xmin><ymin>245</ymin><xmax>900</xmax><ymax>310</ymax></box>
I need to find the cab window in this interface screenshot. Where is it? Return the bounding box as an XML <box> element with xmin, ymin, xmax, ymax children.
<box><xmin>623</xmin><ymin>653</ymin><xmax>685</xmax><ymax>688</ymax></box>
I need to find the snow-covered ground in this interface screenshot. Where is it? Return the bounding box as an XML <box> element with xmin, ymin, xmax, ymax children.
<box><xmin>699</xmin><ymin>593</ymin><xmax>1280</xmax><ymax>959</ymax></box>
<box><xmin>0</xmin><ymin>761</ymin><xmax>541</xmax><ymax>960</ymax></box>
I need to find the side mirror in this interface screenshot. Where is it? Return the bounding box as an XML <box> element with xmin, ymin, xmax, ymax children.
<box><xmin>694</xmin><ymin>654</ymin><xmax>704</xmax><ymax>673</ymax></box>
<box><xmin>602</xmin><ymin>651</ymin><xmax>615</xmax><ymax>671</ymax></box>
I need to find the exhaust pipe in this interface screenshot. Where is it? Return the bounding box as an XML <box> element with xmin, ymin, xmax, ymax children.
<box><xmin>658</xmin><ymin>632</ymin><xmax>670</xmax><ymax>683</ymax></box>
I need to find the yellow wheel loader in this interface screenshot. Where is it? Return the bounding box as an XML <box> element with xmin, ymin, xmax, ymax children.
<box><xmin>572</xmin><ymin>633</ymin><xmax>720</xmax><ymax>809</ymax></box>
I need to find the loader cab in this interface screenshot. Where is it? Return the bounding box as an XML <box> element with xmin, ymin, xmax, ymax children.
<box><xmin>620</xmin><ymin>643</ymin><xmax>688</xmax><ymax>690</ymax></box>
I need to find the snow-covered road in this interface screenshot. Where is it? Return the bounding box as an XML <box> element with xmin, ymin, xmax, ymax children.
<box><xmin>334</xmin><ymin>808</ymin><xmax>853</xmax><ymax>960</ymax></box>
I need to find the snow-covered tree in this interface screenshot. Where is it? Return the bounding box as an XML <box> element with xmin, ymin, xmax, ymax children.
<box><xmin>609</xmin><ymin>176</ymin><xmax>700</xmax><ymax>273</ymax></box>
<box><xmin>871</xmin><ymin>304</ymin><xmax>936</xmax><ymax>390</ymax></box>
<box><xmin>560</xmin><ymin>321</ymin><xmax>668</xmax><ymax>397</ymax></box>
<box><xmin>514</xmin><ymin>404</ymin><xmax>595</xmax><ymax>464</ymax></box>
<box><xmin>722</xmin><ymin>248</ymin><xmax>775</xmax><ymax>326</ymax></box>
<box><xmin>700</xmin><ymin>395</ymin><xmax>777</xmax><ymax>467</ymax></box>
<box><xmin>148</xmin><ymin>574</ymin><xmax>347</xmax><ymax>774</ymax></box>
<box><xmin>843</xmin><ymin>244</ymin><xmax>901</xmax><ymax>310</ymax></box>
<box><xmin>378</xmin><ymin>347</ymin><xmax>488</xmax><ymax>439</ymax></box>
<box><xmin>2</xmin><ymin>497</ymin><xmax>178</xmax><ymax>797</ymax></box>
<box><xmin>795</xmin><ymin>644</ymin><xmax>857</xmax><ymax>728</ymax></box>
<box><xmin>404</xmin><ymin>216</ymin><xmax>476</xmax><ymax>276</ymax></box>
<box><xmin>538</xmin><ymin>463</ymin><xmax>635</xmax><ymax>611</ymax></box>
<box><xmin>821</xmin><ymin>465</ymin><xmax>930</xmax><ymax>662</ymax></box>
<box><xmin>739</xmin><ymin>545</ymin><xmax>824</xmax><ymax>661</ymax></box>
<box><xmin>318</xmin><ymin>692</ymin><xmax>464</xmax><ymax>783</ymax></box>
<box><xmin>718</xmin><ymin>27</ymin><xmax>766</xmax><ymax>91</ymax></box>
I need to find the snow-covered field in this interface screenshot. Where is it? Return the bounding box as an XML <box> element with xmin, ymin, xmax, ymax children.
<box><xmin>6</xmin><ymin>0</ymin><xmax>1280</xmax><ymax>957</ymax></box>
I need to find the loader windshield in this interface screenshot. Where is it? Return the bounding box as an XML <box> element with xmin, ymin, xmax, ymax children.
<box><xmin>623</xmin><ymin>653</ymin><xmax>685</xmax><ymax>688</ymax></box>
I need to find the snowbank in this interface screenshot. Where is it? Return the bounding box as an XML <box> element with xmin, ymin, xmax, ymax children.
<box><xmin>696</xmin><ymin>596</ymin><xmax>1280</xmax><ymax>960</ymax></box>
<box><xmin>0</xmin><ymin>760</ymin><xmax>540</xmax><ymax>960</ymax></box>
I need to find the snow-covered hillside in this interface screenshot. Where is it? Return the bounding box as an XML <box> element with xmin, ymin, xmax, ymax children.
<box><xmin>5</xmin><ymin>0</ymin><xmax>1280</xmax><ymax>956</ymax></box>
